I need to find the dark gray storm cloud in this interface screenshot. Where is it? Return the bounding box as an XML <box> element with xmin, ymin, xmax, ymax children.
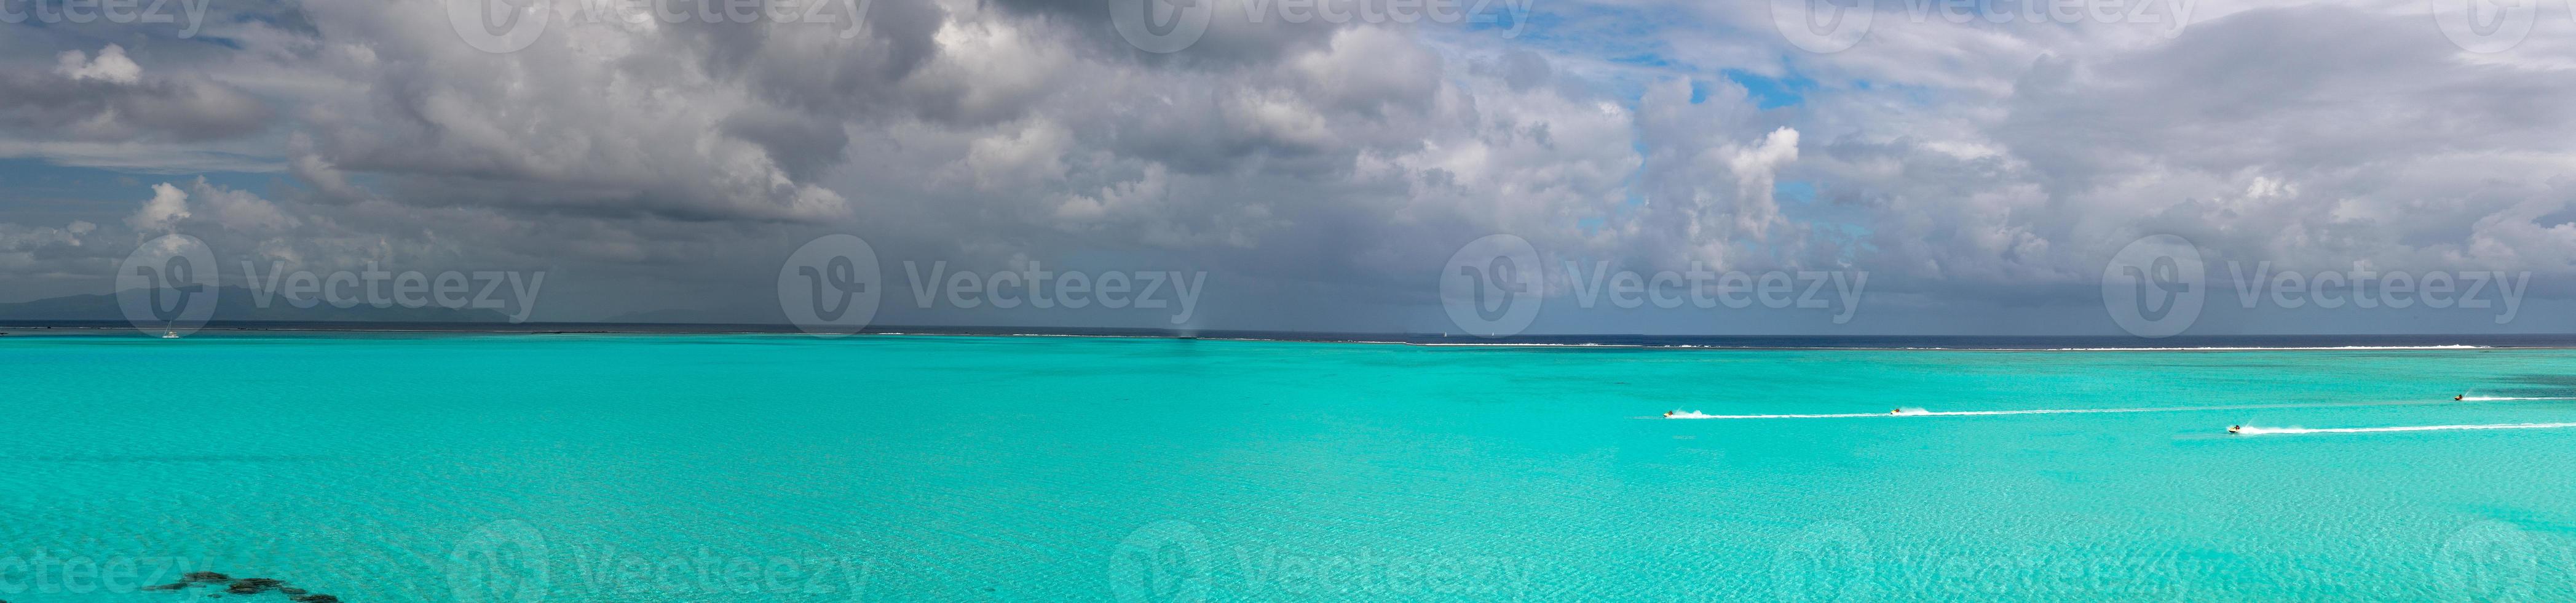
<box><xmin>0</xmin><ymin>45</ymin><xmax>270</xmax><ymax>142</ymax></box>
<box><xmin>2</xmin><ymin>0</ymin><xmax>2574</xmax><ymax>334</ymax></box>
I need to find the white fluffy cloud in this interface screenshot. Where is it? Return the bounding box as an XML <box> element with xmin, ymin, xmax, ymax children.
<box><xmin>55</xmin><ymin>44</ymin><xmax>141</xmax><ymax>84</ymax></box>
<box><xmin>125</xmin><ymin>183</ymin><xmax>191</xmax><ymax>233</ymax></box>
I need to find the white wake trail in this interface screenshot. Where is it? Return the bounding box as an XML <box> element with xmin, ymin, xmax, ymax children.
<box><xmin>1662</xmin><ymin>399</ymin><xmax>2475</xmax><ymax>420</ymax></box>
<box><xmin>1672</xmin><ymin>407</ymin><xmax>2219</xmax><ymax>419</ymax></box>
<box><xmin>2232</xmin><ymin>422</ymin><xmax>2576</xmax><ymax>435</ymax></box>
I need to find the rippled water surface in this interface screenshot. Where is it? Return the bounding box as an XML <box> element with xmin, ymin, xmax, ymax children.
<box><xmin>6</xmin><ymin>331</ymin><xmax>2576</xmax><ymax>601</ymax></box>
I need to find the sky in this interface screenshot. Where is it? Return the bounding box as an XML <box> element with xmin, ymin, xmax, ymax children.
<box><xmin>4</xmin><ymin>0</ymin><xmax>2576</xmax><ymax>336</ymax></box>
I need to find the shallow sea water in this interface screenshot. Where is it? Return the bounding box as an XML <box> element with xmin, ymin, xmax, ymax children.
<box><xmin>5</xmin><ymin>331</ymin><xmax>2574</xmax><ymax>601</ymax></box>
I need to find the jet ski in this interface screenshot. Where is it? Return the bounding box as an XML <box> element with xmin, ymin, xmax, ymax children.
<box><xmin>2227</xmin><ymin>425</ymin><xmax>2245</xmax><ymax>434</ymax></box>
<box><xmin>1663</xmin><ymin>410</ymin><xmax>1716</xmax><ymax>419</ymax></box>
<box><xmin>1887</xmin><ymin>407</ymin><xmax>1929</xmax><ymax>415</ymax></box>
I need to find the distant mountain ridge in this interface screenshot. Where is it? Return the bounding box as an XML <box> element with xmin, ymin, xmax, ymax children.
<box><xmin>599</xmin><ymin>308</ymin><xmax>768</xmax><ymax>324</ymax></box>
<box><xmin>0</xmin><ymin>287</ymin><xmax>513</xmax><ymax>322</ymax></box>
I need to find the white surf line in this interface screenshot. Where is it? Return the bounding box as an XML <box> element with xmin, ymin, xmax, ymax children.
<box><xmin>2233</xmin><ymin>423</ymin><xmax>2576</xmax><ymax>435</ymax></box>
<box><xmin>2462</xmin><ymin>396</ymin><xmax>2576</xmax><ymax>401</ymax></box>
<box><xmin>1661</xmin><ymin>399</ymin><xmax>2520</xmax><ymax>420</ymax></box>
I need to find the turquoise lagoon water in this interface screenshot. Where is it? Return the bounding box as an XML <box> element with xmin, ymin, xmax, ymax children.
<box><xmin>6</xmin><ymin>332</ymin><xmax>2576</xmax><ymax>601</ymax></box>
